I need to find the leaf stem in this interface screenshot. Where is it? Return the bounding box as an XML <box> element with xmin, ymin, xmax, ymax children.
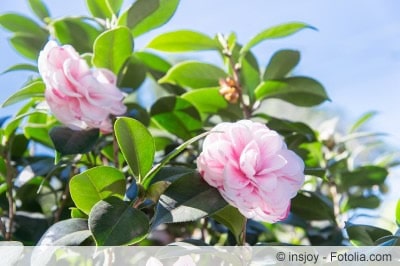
<box><xmin>239</xmin><ymin>218</ymin><xmax>247</xmax><ymax>246</ymax></box>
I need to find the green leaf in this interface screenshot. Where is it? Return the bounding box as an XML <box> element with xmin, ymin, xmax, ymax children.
<box><xmin>10</xmin><ymin>33</ymin><xmax>47</xmax><ymax>60</ymax></box>
<box><xmin>241</xmin><ymin>22</ymin><xmax>316</xmax><ymax>53</ymax></box>
<box><xmin>346</xmin><ymin>222</ymin><xmax>392</xmax><ymax>246</ymax></box>
<box><xmin>126</xmin><ymin>0</ymin><xmax>180</xmax><ymax>37</ymax></box>
<box><xmin>37</xmin><ymin>218</ymin><xmax>91</xmax><ymax>245</ymax></box>
<box><xmin>212</xmin><ymin>205</ymin><xmax>246</xmax><ymax>244</ymax></box>
<box><xmin>396</xmin><ymin>200</ymin><xmax>400</xmax><ymax>226</ymax></box>
<box><xmin>49</xmin><ymin>127</ymin><xmax>99</xmax><ymax>156</ymax></box>
<box><xmin>70</xmin><ymin>208</ymin><xmax>88</xmax><ymax>219</ymax></box>
<box><xmin>24</xmin><ymin>112</ymin><xmax>55</xmax><ymax>148</ymax></box>
<box><xmin>86</xmin><ymin>0</ymin><xmax>124</xmax><ymax>18</ymax></box>
<box><xmin>117</xmin><ymin>55</ymin><xmax>147</xmax><ymax>90</ymax></box>
<box><xmin>339</xmin><ymin>166</ymin><xmax>388</xmax><ymax>189</ymax></box>
<box><xmin>1</xmin><ymin>63</ymin><xmax>38</xmax><ymax>74</ymax></box>
<box><xmin>264</xmin><ymin>49</ymin><xmax>300</xmax><ymax>80</ymax></box>
<box><xmin>114</xmin><ymin>117</ymin><xmax>155</xmax><ymax>181</ymax></box>
<box><xmin>150</xmin><ymin>96</ymin><xmax>202</xmax><ymax>140</ymax></box>
<box><xmin>146</xmin><ymin>30</ymin><xmax>218</xmax><ymax>52</ymax></box>
<box><xmin>254</xmin><ymin>77</ymin><xmax>329</xmax><ymax>107</ymax></box>
<box><xmin>93</xmin><ymin>26</ymin><xmax>133</xmax><ymax>74</ymax></box>
<box><xmin>135</xmin><ymin>51</ymin><xmax>171</xmax><ymax>72</ymax></box>
<box><xmin>124</xmin><ymin>103</ymin><xmax>151</xmax><ymax>126</ymax></box>
<box><xmin>0</xmin><ymin>13</ymin><xmax>47</xmax><ymax>36</ymax></box>
<box><xmin>70</xmin><ymin>166</ymin><xmax>126</xmax><ymax>214</ymax></box>
<box><xmin>291</xmin><ymin>191</ymin><xmax>335</xmax><ymax>221</ymax></box>
<box><xmin>89</xmin><ymin>197</ymin><xmax>149</xmax><ymax>246</ymax></box>
<box><xmin>349</xmin><ymin>111</ymin><xmax>378</xmax><ymax>133</ymax></box>
<box><xmin>344</xmin><ymin>195</ymin><xmax>380</xmax><ymax>211</ymax></box>
<box><xmin>239</xmin><ymin>50</ymin><xmax>260</xmax><ymax>102</ymax></box>
<box><xmin>182</xmin><ymin>87</ymin><xmax>228</xmax><ymax>114</ymax></box>
<box><xmin>118</xmin><ymin>0</ymin><xmax>159</xmax><ymax>30</ymax></box>
<box><xmin>34</xmin><ymin>219</ymin><xmax>91</xmax><ymax>264</ymax></box>
<box><xmin>142</xmin><ymin>132</ymin><xmax>210</xmax><ymax>188</ymax></box>
<box><xmin>28</xmin><ymin>0</ymin><xmax>50</xmax><ymax>20</ymax></box>
<box><xmin>1</xmin><ymin>81</ymin><xmax>45</xmax><ymax>107</ymax></box>
<box><xmin>262</xmin><ymin>115</ymin><xmax>316</xmax><ymax>142</ymax></box>
<box><xmin>152</xmin><ymin>172</ymin><xmax>227</xmax><ymax>228</ymax></box>
<box><xmin>51</xmin><ymin>17</ymin><xmax>101</xmax><ymax>54</ymax></box>
<box><xmin>159</xmin><ymin>61</ymin><xmax>226</xmax><ymax>89</ymax></box>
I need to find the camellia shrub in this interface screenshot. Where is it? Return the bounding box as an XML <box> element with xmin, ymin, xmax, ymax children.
<box><xmin>0</xmin><ymin>0</ymin><xmax>399</xmax><ymax>249</ymax></box>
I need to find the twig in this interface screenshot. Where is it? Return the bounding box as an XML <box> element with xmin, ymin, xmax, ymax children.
<box><xmin>54</xmin><ymin>181</ymin><xmax>70</xmax><ymax>223</ymax></box>
<box><xmin>218</xmin><ymin>34</ymin><xmax>253</xmax><ymax>119</ymax></box>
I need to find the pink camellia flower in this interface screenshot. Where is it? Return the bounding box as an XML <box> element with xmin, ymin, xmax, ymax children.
<box><xmin>197</xmin><ymin>120</ymin><xmax>305</xmax><ymax>222</ymax></box>
<box><xmin>38</xmin><ymin>40</ymin><xmax>126</xmax><ymax>133</ymax></box>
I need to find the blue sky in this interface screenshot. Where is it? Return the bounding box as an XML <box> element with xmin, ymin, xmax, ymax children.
<box><xmin>1</xmin><ymin>0</ymin><xmax>400</xmax><ymax>139</ymax></box>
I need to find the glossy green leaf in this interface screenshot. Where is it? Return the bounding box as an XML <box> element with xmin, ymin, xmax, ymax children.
<box><xmin>37</xmin><ymin>218</ymin><xmax>91</xmax><ymax>245</ymax></box>
<box><xmin>291</xmin><ymin>191</ymin><xmax>335</xmax><ymax>221</ymax></box>
<box><xmin>159</xmin><ymin>61</ymin><xmax>226</xmax><ymax>89</ymax></box>
<box><xmin>1</xmin><ymin>81</ymin><xmax>44</xmax><ymax>107</ymax></box>
<box><xmin>346</xmin><ymin>223</ymin><xmax>392</xmax><ymax>246</ymax></box>
<box><xmin>33</xmin><ymin>219</ymin><xmax>91</xmax><ymax>264</ymax></box>
<box><xmin>89</xmin><ymin>197</ymin><xmax>149</xmax><ymax>246</ymax></box>
<box><xmin>118</xmin><ymin>0</ymin><xmax>159</xmax><ymax>30</ymax></box>
<box><xmin>0</xmin><ymin>13</ymin><xmax>47</xmax><ymax>36</ymax></box>
<box><xmin>339</xmin><ymin>166</ymin><xmax>388</xmax><ymax>189</ymax></box>
<box><xmin>4</xmin><ymin>106</ymin><xmax>46</xmax><ymax>138</ymax></box>
<box><xmin>49</xmin><ymin>127</ymin><xmax>99</xmax><ymax>156</ymax></box>
<box><xmin>51</xmin><ymin>17</ymin><xmax>101</xmax><ymax>54</ymax></box>
<box><xmin>114</xmin><ymin>117</ymin><xmax>155</xmax><ymax>181</ymax></box>
<box><xmin>146</xmin><ymin>30</ymin><xmax>218</xmax><ymax>52</ymax></box>
<box><xmin>182</xmin><ymin>87</ymin><xmax>228</xmax><ymax>114</ymax></box>
<box><xmin>262</xmin><ymin>115</ymin><xmax>316</xmax><ymax>142</ymax></box>
<box><xmin>28</xmin><ymin>0</ymin><xmax>50</xmax><ymax>20</ymax></box>
<box><xmin>135</xmin><ymin>52</ymin><xmax>186</xmax><ymax>94</ymax></box>
<box><xmin>255</xmin><ymin>77</ymin><xmax>329</xmax><ymax>106</ymax></box>
<box><xmin>152</xmin><ymin>173</ymin><xmax>228</xmax><ymax>228</ymax></box>
<box><xmin>241</xmin><ymin>22</ymin><xmax>315</xmax><ymax>53</ymax></box>
<box><xmin>143</xmin><ymin>133</ymin><xmax>209</xmax><ymax>188</ymax></box>
<box><xmin>1</xmin><ymin>63</ymin><xmax>38</xmax><ymax>74</ymax></box>
<box><xmin>118</xmin><ymin>55</ymin><xmax>147</xmax><ymax>90</ymax></box>
<box><xmin>349</xmin><ymin>111</ymin><xmax>378</xmax><ymax>133</ymax></box>
<box><xmin>344</xmin><ymin>195</ymin><xmax>380</xmax><ymax>211</ymax></box>
<box><xmin>86</xmin><ymin>0</ymin><xmax>123</xmax><ymax>18</ymax></box>
<box><xmin>10</xmin><ymin>33</ymin><xmax>47</xmax><ymax>60</ymax></box>
<box><xmin>70</xmin><ymin>166</ymin><xmax>126</xmax><ymax>214</ymax></box>
<box><xmin>127</xmin><ymin>0</ymin><xmax>180</xmax><ymax>37</ymax></box>
<box><xmin>264</xmin><ymin>49</ymin><xmax>300</xmax><ymax>80</ymax></box>
<box><xmin>150</xmin><ymin>96</ymin><xmax>202</xmax><ymax>140</ymax></box>
<box><xmin>93</xmin><ymin>27</ymin><xmax>133</xmax><ymax>74</ymax></box>
<box><xmin>212</xmin><ymin>205</ymin><xmax>246</xmax><ymax>244</ymax></box>
<box><xmin>240</xmin><ymin>50</ymin><xmax>260</xmax><ymax>101</ymax></box>
<box><xmin>24</xmin><ymin>112</ymin><xmax>55</xmax><ymax>148</ymax></box>
<box><xmin>135</xmin><ymin>51</ymin><xmax>171</xmax><ymax>72</ymax></box>
<box><xmin>70</xmin><ymin>208</ymin><xmax>88</xmax><ymax>219</ymax></box>
<box><xmin>124</xmin><ymin>103</ymin><xmax>151</xmax><ymax>126</ymax></box>
<box><xmin>396</xmin><ymin>200</ymin><xmax>400</xmax><ymax>226</ymax></box>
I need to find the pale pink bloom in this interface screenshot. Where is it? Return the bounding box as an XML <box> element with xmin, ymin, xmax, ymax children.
<box><xmin>38</xmin><ymin>40</ymin><xmax>126</xmax><ymax>133</ymax></box>
<box><xmin>197</xmin><ymin>120</ymin><xmax>305</xmax><ymax>222</ymax></box>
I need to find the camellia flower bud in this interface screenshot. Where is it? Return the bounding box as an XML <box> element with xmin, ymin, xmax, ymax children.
<box><xmin>38</xmin><ymin>40</ymin><xmax>127</xmax><ymax>133</ymax></box>
<box><xmin>219</xmin><ymin>77</ymin><xmax>240</xmax><ymax>104</ymax></box>
<box><xmin>197</xmin><ymin>120</ymin><xmax>305</xmax><ymax>222</ymax></box>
